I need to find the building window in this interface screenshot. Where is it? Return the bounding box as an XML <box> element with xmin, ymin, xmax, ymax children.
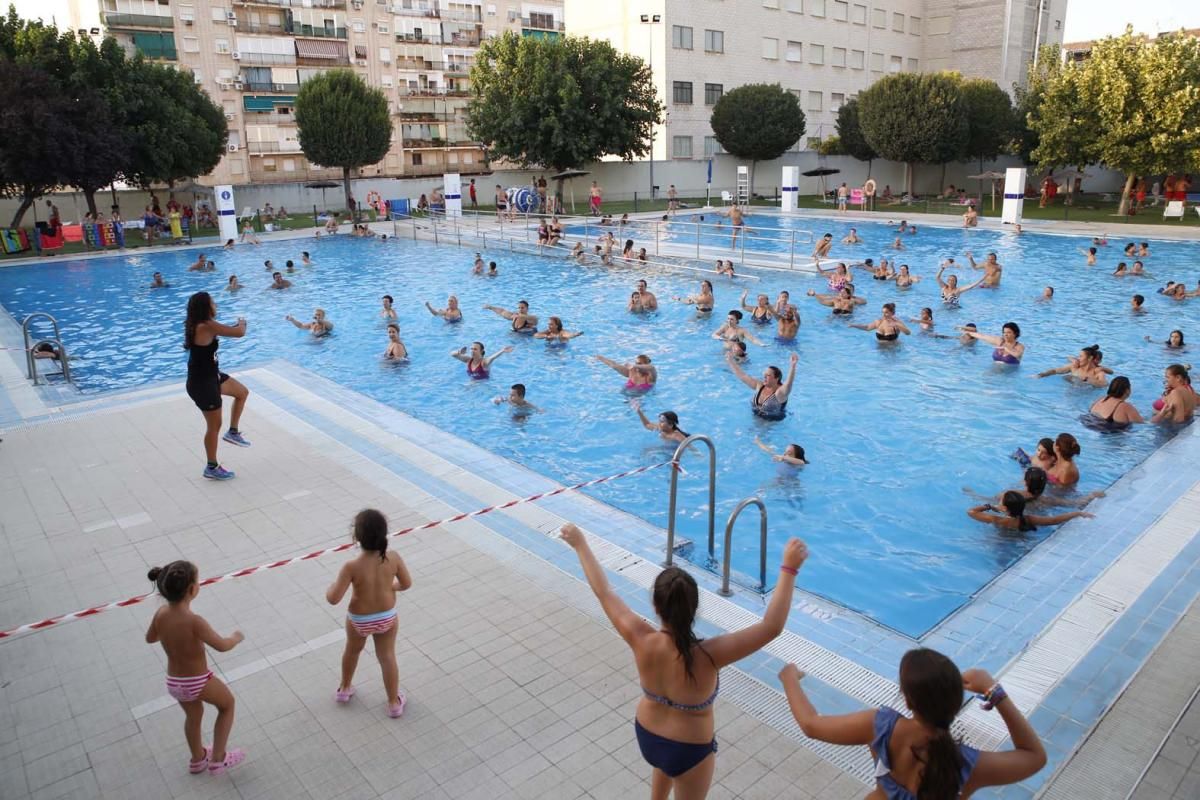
<box><xmin>210</xmin><ymin>7</ymin><xmax>225</xmax><ymax>21</ymax></box>
<box><xmin>809</xmin><ymin>0</ymin><xmax>825</xmax><ymax>16</ymax></box>
<box><xmin>832</xmin><ymin>1</ymin><xmax>847</xmax><ymax>21</ymax></box>
<box><xmin>376</xmin><ymin>22</ymin><xmax>388</xmax><ymax>33</ymax></box>
<box><xmin>907</xmin><ymin>57</ymin><xmax>918</xmax><ymax>71</ymax></box>
<box><xmin>215</xmin><ymin>38</ymin><xmax>230</xmax><ymax>54</ymax></box>
<box><xmin>704</xmin><ymin>29</ymin><xmax>724</xmax><ymax>53</ymax></box>
<box><xmin>528</xmin><ymin>11</ymin><xmax>554</xmax><ymax>29</ymax></box>
<box><xmin>704</xmin><ymin>82</ymin><xmax>723</xmax><ymax>105</ymax></box>
<box><xmin>283</xmin><ymin>158</ymin><xmax>296</xmax><ymax>172</ymax></box>
<box><xmin>807</xmin><ymin>136</ymin><xmax>821</xmax><ymax>149</ymax></box>
<box><xmin>832</xmin><ymin>47</ymin><xmax>846</xmax><ymax>67</ymax></box>
<box><xmin>785</xmin><ymin>0</ymin><xmax>801</xmax><ymax>11</ymax></box>
<box><xmin>831</xmin><ymin>92</ymin><xmax>844</xmax><ymax>111</ymax></box>
<box><xmin>785</xmin><ymin>40</ymin><xmax>801</xmax><ymax>62</ymax></box>
<box><xmin>871</xmin><ymin>51</ymin><xmax>884</xmax><ymax>71</ymax></box>
<box><xmin>851</xmin><ymin>3</ymin><xmax>866</xmax><ymax>24</ymax></box>
<box><xmin>183</xmin><ymin>36</ymin><xmax>199</xmax><ymax>52</ymax></box>
<box><xmin>352</xmin><ymin>19</ymin><xmax>364</xmax><ymax>32</ymax></box>
<box><xmin>892</xmin><ymin>12</ymin><xmax>904</xmax><ymax>32</ymax></box>
<box><xmin>807</xmin><ymin>91</ymin><xmax>822</xmax><ymax>112</ymax></box>
<box><xmin>672</xmin><ymin>136</ymin><xmax>693</xmax><ymax>158</ymax></box>
<box><xmin>412</xmin><ymin>152</ymin><xmax>422</xmax><ymax>165</ymax></box>
<box><xmin>487</xmin><ymin>3</ymin><xmax>496</xmax><ymax>15</ymax></box>
<box><xmin>379</xmin><ymin>47</ymin><xmax>391</xmax><ymax>62</ymax></box>
<box><xmin>850</xmin><ymin>49</ymin><xmax>864</xmax><ymax>69</ymax></box>
<box><xmin>872</xmin><ymin>8</ymin><xmax>886</xmax><ymax>28</ymax></box>
<box><xmin>673</xmin><ymin>81</ymin><xmax>693</xmax><ymax>104</ymax></box>
<box><xmin>809</xmin><ymin>43</ymin><xmax>824</xmax><ymax>64</ymax></box>
<box><xmin>192</xmin><ymin>69</ymin><xmax>203</xmax><ymax>82</ymax></box>
<box><xmin>381</xmin><ymin>74</ymin><xmax>393</xmax><ymax>87</ymax></box>
<box><xmin>889</xmin><ymin>55</ymin><xmax>902</xmax><ymax>73</ymax></box>
<box><xmin>761</xmin><ymin>37</ymin><xmax>778</xmax><ymax>60</ymax></box>
<box><xmin>704</xmin><ymin>135</ymin><xmax>723</xmax><ymax>156</ymax></box>
<box><xmin>672</xmin><ymin>25</ymin><xmax>693</xmax><ymax>50</ymax></box>
<box><xmin>910</xmin><ymin>16</ymin><xmax>921</xmax><ymax>34</ymax></box>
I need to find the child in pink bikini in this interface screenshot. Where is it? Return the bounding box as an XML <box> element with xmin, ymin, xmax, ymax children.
<box><xmin>326</xmin><ymin>509</ymin><xmax>413</xmax><ymax>717</ymax></box>
<box><xmin>145</xmin><ymin>561</ymin><xmax>245</xmax><ymax>775</ymax></box>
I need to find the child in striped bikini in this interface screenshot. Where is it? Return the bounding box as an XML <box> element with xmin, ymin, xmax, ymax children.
<box><xmin>326</xmin><ymin>508</ymin><xmax>413</xmax><ymax>717</ymax></box>
<box><xmin>145</xmin><ymin>561</ymin><xmax>246</xmax><ymax>775</ymax></box>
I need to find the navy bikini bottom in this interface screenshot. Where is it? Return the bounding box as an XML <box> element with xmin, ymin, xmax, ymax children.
<box><xmin>635</xmin><ymin>720</ymin><xmax>717</xmax><ymax>777</ymax></box>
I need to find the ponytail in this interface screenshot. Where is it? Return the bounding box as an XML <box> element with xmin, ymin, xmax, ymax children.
<box><xmin>898</xmin><ymin>648</ymin><xmax>968</xmax><ymax>800</ymax></box>
<box><xmin>652</xmin><ymin>568</ymin><xmax>703</xmax><ymax>681</ymax></box>
<box><xmin>915</xmin><ymin>727</ymin><xmax>966</xmax><ymax>800</ymax></box>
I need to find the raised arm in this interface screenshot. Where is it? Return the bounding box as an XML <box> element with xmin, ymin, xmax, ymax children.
<box><xmin>779</xmin><ymin>664</ymin><xmax>876</xmax><ymax>744</ymax></box>
<box><xmin>965</xmin><ymin>251</ymin><xmax>979</xmax><ymax>269</ymax></box>
<box><xmin>284</xmin><ymin>315</ymin><xmax>306</xmax><ymax>330</ymax></box>
<box><xmin>967</xmin><ymin>504</ymin><xmax>1006</xmax><ymax>525</ymax></box>
<box><xmin>936</xmin><ymin>265</ymin><xmax>949</xmax><ymax>288</ymax></box>
<box><xmin>959</xmin><ymin>274</ymin><xmax>988</xmax><ymax>293</ymax></box>
<box><xmin>483</xmin><ymin>345</ymin><xmax>514</xmax><ymax>367</ymax></box>
<box><xmin>560</xmin><ymin>523</ymin><xmax>654</xmax><ymax>645</ymax></box>
<box><xmin>632</xmin><ymin>400</ymin><xmax>656</xmax><ymax>431</ymax></box>
<box><xmin>205</xmin><ymin>319</ymin><xmax>247</xmax><ymax>338</ymax></box>
<box><xmin>964</xmin><ymin>330</ymin><xmax>1002</xmax><ymax>347</ymax></box>
<box><xmin>778</xmin><ymin>353</ymin><xmax>800</xmax><ymax>400</ymax></box>
<box><xmin>961</xmin><ymin>669</ymin><xmax>1047</xmax><ymax>794</ymax></box>
<box><xmin>703</xmin><ymin>539</ymin><xmax>807</xmax><ymax>667</ymax></box>
<box><xmin>483</xmin><ymin>305</ymin><xmax>514</xmax><ymax>320</ymax></box>
<box><xmin>726</xmin><ymin>354</ymin><xmax>760</xmax><ymax>389</ymax></box>
<box><xmin>424</xmin><ymin>301</ymin><xmax>442</xmax><ymax>317</ymax></box>
<box><xmin>450</xmin><ymin>347</ymin><xmax>470</xmax><ymax>363</ymax></box>
<box><xmin>739</xmin><ymin>290</ymin><xmax>753</xmax><ymax>311</ymax></box>
<box><xmin>753</xmin><ymin>436</ymin><xmax>776</xmax><ymax>457</ymax></box>
<box><xmin>595</xmin><ymin>355</ymin><xmax>630</xmax><ymax>376</ymax></box>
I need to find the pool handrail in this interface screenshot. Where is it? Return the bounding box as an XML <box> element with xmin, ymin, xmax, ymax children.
<box><xmin>719</xmin><ymin>496</ymin><xmax>768</xmax><ymax>597</ymax></box>
<box><xmin>22</xmin><ymin>312</ymin><xmax>71</xmax><ymax>386</ymax></box>
<box><xmin>664</xmin><ymin>434</ymin><xmax>716</xmax><ymax>569</ymax></box>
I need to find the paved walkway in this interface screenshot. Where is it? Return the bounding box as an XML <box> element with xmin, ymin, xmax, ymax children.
<box><xmin>0</xmin><ymin>380</ymin><xmax>862</xmax><ymax>800</ymax></box>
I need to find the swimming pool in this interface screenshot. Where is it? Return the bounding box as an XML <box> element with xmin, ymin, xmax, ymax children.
<box><xmin>1</xmin><ymin>218</ymin><xmax>1196</xmax><ymax>636</ymax></box>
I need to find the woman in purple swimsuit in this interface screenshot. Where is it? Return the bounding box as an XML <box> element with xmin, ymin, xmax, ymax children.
<box><xmin>779</xmin><ymin>648</ymin><xmax>1046</xmax><ymax>799</ymax></box>
<box><xmin>561</xmin><ymin>523</ymin><xmax>807</xmax><ymax>799</ymax></box>
<box><xmin>450</xmin><ymin>341</ymin><xmax>512</xmax><ymax>379</ymax></box>
<box><xmin>961</xmin><ymin>321</ymin><xmax>1024</xmax><ymax>364</ymax></box>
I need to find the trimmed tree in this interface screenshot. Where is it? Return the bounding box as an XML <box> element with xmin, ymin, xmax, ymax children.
<box><xmin>834</xmin><ymin>98</ymin><xmax>877</xmax><ymax>169</ymax></box>
<box><xmin>295</xmin><ymin>69</ymin><xmax>392</xmax><ymax>212</ymax></box>
<box><xmin>0</xmin><ymin>61</ymin><xmax>78</xmax><ymax>226</ymax></box>
<box><xmin>858</xmin><ymin>73</ymin><xmax>968</xmax><ymax>195</ymax></box>
<box><xmin>467</xmin><ymin>32</ymin><xmax>661</xmax><ymax>204</ymax></box>
<box><xmin>959</xmin><ymin>77</ymin><xmax>1015</xmax><ymax>203</ymax></box>
<box><xmin>710</xmin><ymin>83</ymin><xmax>805</xmax><ymax>197</ymax></box>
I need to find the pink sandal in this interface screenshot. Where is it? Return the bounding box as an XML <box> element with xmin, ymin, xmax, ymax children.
<box><xmin>188</xmin><ymin>746</ymin><xmax>211</xmax><ymax>774</ymax></box>
<box><xmin>208</xmin><ymin>748</ymin><xmax>246</xmax><ymax>775</ymax></box>
<box><xmin>387</xmin><ymin>690</ymin><xmax>407</xmax><ymax>719</ymax></box>
<box><xmin>335</xmin><ymin>685</ymin><xmax>356</xmax><ymax>703</ymax></box>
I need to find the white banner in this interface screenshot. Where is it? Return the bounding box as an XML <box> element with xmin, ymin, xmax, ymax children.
<box><xmin>215</xmin><ymin>185</ymin><xmax>238</xmax><ymax>242</ymax></box>
<box><xmin>443</xmin><ymin>173</ymin><xmax>462</xmax><ymax>218</ymax></box>
<box><xmin>781</xmin><ymin>166</ymin><xmax>800</xmax><ymax>212</ymax></box>
<box><xmin>1002</xmin><ymin>167</ymin><xmax>1026</xmax><ymax>225</ymax></box>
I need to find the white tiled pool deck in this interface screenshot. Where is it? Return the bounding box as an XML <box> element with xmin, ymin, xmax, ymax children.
<box><xmin>2</xmin><ymin>215</ymin><xmax>1200</xmax><ymax>799</ymax></box>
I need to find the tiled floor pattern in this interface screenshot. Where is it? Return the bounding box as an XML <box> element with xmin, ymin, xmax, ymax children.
<box><xmin>0</xmin><ymin>391</ymin><xmax>868</xmax><ymax>800</ymax></box>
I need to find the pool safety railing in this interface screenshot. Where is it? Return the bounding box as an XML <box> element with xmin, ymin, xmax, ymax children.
<box><xmin>718</xmin><ymin>496</ymin><xmax>768</xmax><ymax>597</ymax></box>
<box><xmin>664</xmin><ymin>434</ymin><xmax>716</xmax><ymax>569</ymax></box>
<box><xmin>22</xmin><ymin>312</ymin><xmax>71</xmax><ymax>385</ymax></box>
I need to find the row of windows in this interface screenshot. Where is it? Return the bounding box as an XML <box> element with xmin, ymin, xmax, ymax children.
<box><xmin>671</xmin><ymin>134</ymin><xmax>824</xmax><ymax>158</ymax></box>
<box><xmin>760</xmin><ymin>38</ymin><xmax>917</xmax><ymax>72</ymax></box>
<box><xmin>671</xmin><ymin>81</ymin><xmax>724</xmax><ymax>105</ymax></box>
<box><xmin>669</xmin><ymin>87</ymin><xmax>848</xmax><ymax>118</ymax></box>
<box><xmin>757</xmin><ymin>0</ymin><xmax>921</xmax><ymax>34</ymax></box>
<box><xmin>671</xmin><ymin>26</ymin><xmax>723</xmax><ymax>53</ymax></box>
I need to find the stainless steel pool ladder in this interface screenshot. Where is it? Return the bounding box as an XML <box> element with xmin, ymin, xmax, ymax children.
<box><xmin>663</xmin><ymin>434</ymin><xmax>715</xmax><ymax>569</ymax></box>
<box><xmin>22</xmin><ymin>312</ymin><xmax>72</xmax><ymax>385</ymax></box>
<box><xmin>717</xmin><ymin>496</ymin><xmax>767</xmax><ymax>597</ymax></box>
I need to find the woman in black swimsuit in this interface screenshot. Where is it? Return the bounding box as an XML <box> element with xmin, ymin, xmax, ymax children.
<box><xmin>851</xmin><ymin>303</ymin><xmax>910</xmax><ymax>342</ymax></box>
<box><xmin>1087</xmin><ymin>376</ymin><xmax>1143</xmax><ymax>428</ymax></box>
<box><xmin>184</xmin><ymin>292</ymin><xmax>250</xmax><ymax>481</ymax></box>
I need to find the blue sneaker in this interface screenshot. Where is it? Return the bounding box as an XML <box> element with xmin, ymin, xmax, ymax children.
<box><xmin>222</xmin><ymin>430</ymin><xmax>251</xmax><ymax>447</ymax></box>
<box><xmin>203</xmin><ymin>464</ymin><xmax>236</xmax><ymax>481</ymax></box>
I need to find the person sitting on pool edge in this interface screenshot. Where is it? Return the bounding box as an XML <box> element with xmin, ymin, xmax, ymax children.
<box><xmin>630</xmin><ymin>400</ymin><xmax>688</xmax><ymax>443</ymax></box>
<box><xmin>286</xmin><ymin>308</ymin><xmax>333</xmax><ymax>337</ymax></box>
<box><xmin>483</xmin><ymin>300</ymin><xmax>537</xmax><ymax>333</ymax></box>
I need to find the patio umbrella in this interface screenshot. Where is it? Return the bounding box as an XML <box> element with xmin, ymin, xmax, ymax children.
<box><xmin>550</xmin><ymin>170</ymin><xmax>589</xmax><ymax>214</ymax></box>
<box><xmin>802</xmin><ymin>167</ymin><xmax>840</xmax><ymax>198</ymax></box>
<box><xmin>305</xmin><ymin>181</ymin><xmax>340</xmax><ymax>212</ymax></box>
<box><xmin>967</xmin><ymin>171</ymin><xmax>1007</xmax><ymax>211</ymax></box>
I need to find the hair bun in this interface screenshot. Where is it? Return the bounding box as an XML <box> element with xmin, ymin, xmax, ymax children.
<box><xmin>147</xmin><ymin>566</ymin><xmax>162</xmax><ymax>583</ymax></box>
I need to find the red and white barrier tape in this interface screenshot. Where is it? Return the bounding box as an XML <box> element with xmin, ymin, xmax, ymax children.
<box><xmin>0</xmin><ymin>458</ymin><xmax>677</xmax><ymax>640</ymax></box>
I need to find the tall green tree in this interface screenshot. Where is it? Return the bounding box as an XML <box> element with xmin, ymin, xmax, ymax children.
<box><xmin>0</xmin><ymin>61</ymin><xmax>78</xmax><ymax>226</ymax></box>
<box><xmin>1012</xmin><ymin>44</ymin><xmax>1065</xmax><ymax>164</ymax></box>
<box><xmin>1030</xmin><ymin>27</ymin><xmax>1200</xmax><ymax>215</ymax></box>
<box><xmin>467</xmin><ymin>32</ymin><xmax>661</xmax><ymax>202</ymax></box>
<box><xmin>61</xmin><ymin>35</ymin><xmax>130</xmax><ymax>215</ymax></box>
<box><xmin>834</xmin><ymin>98</ymin><xmax>876</xmax><ymax>170</ymax></box>
<box><xmin>958</xmin><ymin>78</ymin><xmax>1015</xmax><ymax>201</ymax></box>
<box><xmin>710</xmin><ymin>84</ymin><xmax>805</xmax><ymax>196</ymax></box>
<box><xmin>858</xmin><ymin>73</ymin><xmax>968</xmax><ymax>195</ymax></box>
<box><xmin>295</xmin><ymin>69</ymin><xmax>391</xmax><ymax>212</ymax></box>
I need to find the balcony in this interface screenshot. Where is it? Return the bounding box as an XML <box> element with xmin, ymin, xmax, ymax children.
<box><xmin>248</xmin><ymin>141</ymin><xmax>304</xmax><ymax>154</ymax></box>
<box><xmin>394</xmin><ymin>32</ymin><xmax>440</xmax><ymax>45</ymax></box>
<box><xmin>520</xmin><ymin>17</ymin><xmax>563</xmax><ymax>31</ymax></box>
<box><xmin>103</xmin><ymin>12</ymin><xmax>174</xmax><ymax>29</ymax></box>
<box><xmin>243</xmin><ymin>81</ymin><xmax>300</xmax><ymax>93</ymax></box>
<box><xmin>445</xmin><ymin>32</ymin><xmax>479</xmax><ymax>47</ymax></box>
<box><xmin>444</xmin><ymin>61</ymin><xmax>472</xmax><ymax>76</ymax></box>
<box><xmin>235</xmin><ymin>20</ymin><xmax>288</xmax><ymax>35</ymax></box>
<box><xmin>293</xmin><ymin>25</ymin><xmax>348</xmax><ymax>39</ymax></box>
<box><xmin>396</xmin><ymin>85</ymin><xmax>469</xmax><ymax>97</ymax></box>
<box><xmin>238</xmin><ymin>52</ymin><xmax>297</xmax><ymax>65</ymax></box>
<box><xmin>235</xmin><ymin>0</ymin><xmax>345</xmax><ymax>8</ymax></box>
<box><xmin>242</xmin><ymin>111</ymin><xmax>298</xmax><ymax>124</ymax></box>
<box><xmin>391</xmin><ymin>4</ymin><xmax>439</xmax><ymax>18</ymax></box>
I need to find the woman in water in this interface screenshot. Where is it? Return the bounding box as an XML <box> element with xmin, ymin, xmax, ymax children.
<box><xmin>674</xmin><ymin>280</ymin><xmax>715</xmax><ymax>313</ymax></box>
<box><xmin>726</xmin><ymin>352</ymin><xmax>799</xmax><ymax>420</ymax></box>
<box><xmin>779</xmin><ymin>648</ymin><xmax>1046</xmax><ymax>800</ymax></box>
<box><xmin>893</xmin><ymin>265</ymin><xmax>920</xmax><ymax>289</ymax></box>
<box><xmin>384</xmin><ymin>324</ymin><xmax>407</xmax><ymax>360</ymax></box>
<box><xmin>717</xmin><ymin>260</ymin><xmax>737</xmax><ymax>278</ymax></box>
<box><xmin>424</xmin><ymin>296</ymin><xmax>462</xmax><ymax>322</ymax></box>
<box><xmin>712</xmin><ymin>310</ymin><xmax>765</xmax><ymax>347</ymax></box>
<box><xmin>534</xmin><ymin>316</ymin><xmax>585</xmax><ymax>344</ymax></box>
<box><xmin>226</xmin><ymin>275</ymin><xmax>241</xmax><ymax>292</ymax></box>
<box><xmin>1087</xmin><ymin>376</ymin><xmax>1143</xmax><ymax>427</ymax></box>
<box><xmin>851</xmin><ymin>303</ymin><xmax>911</xmax><ymax>342</ymax></box>
<box><xmin>962</xmin><ymin>322</ymin><xmax>1024</xmax><ymax>364</ymax></box>
<box><xmin>754</xmin><ymin>436</ymin><xmax>807</xmax><ymax>466</ymax></box>
<box><xmin>631</xmin><ymin>400</ymin><xmax>688</xmax><ymax>443</ymax></box>
<box><xmin>1035</xmin><ymin>344</ymin><xmax>1109</xmax><ymax>387</ymax></box>
<box><xmin>380</xmin><ymin>295</ymin><xmax>397</xmax><ymax>320</ymax></box>
<box><xmin>965</xmin><ymin>467</ymin><xmax>1105</xmax><ymax>510</ymax></box>
<box><xmin>561</xmin><ymin>523</ymin><xmax>806</xmax><ymax>798</ymax></box>
<box><xmin>807</xmin><ymin>286</ymin><xmax>866</xmax><ymax>315</ymax></box>
<box><xmin>910</xmin><ymin>307</ymin><xmax>935</xmax><ymax>332</ymax></box>
<box><xmin>936</xmin><ymin>265</ymin><xmax>986</xmax><ymax>306</ymax></box>
<box><xmin>968</xmin><ymin>491</ymin><xmax>1093</xmax><ymax>531</ymax></box>
<box><xmin>776</xmin><ymin>305</ymin><xmax>800</xmax><ymax>341</ymax></box>
<box><xmin>450</xmin><ymin>341</ymin><xmax>513</xmax><ymax>379</ymax></box>
<box><xmin>1151</xmin><ymin>364</ymin><xmax>1198</xmax><ymax>424</ymax></box>
<box><xmin>285</xmin><ymin>309</ymin><xmax>334</xmax><ymax>337</ymax></box>
<box><xmin>1045</xmin><ymin>433</ymin><xmax>1082</xmax><ymax>487</ymax></box>
<box><xmin>622</xmin><ymin>239</ymin><xmax>635</xmax><ymax>260</ymax></box>
<box><xmin>596</xmin><ymin>354</ymin><xmax>657</xmax><ymax>391</ymax></box>
<box><xmin>184</xmin><ymin>292</ymin><xmax>250</xmax><ymax>481</ymax></box>
<box><xmin>1145</xmin><ymin>330</ymin><xmax>1186</xmax><ymax>349</ymax></box>
<box><xmin>484</xmin><ymin>301</ymin><xmax>538</xmax><ymax>333</ymax></box>
<box><xmin>817</xmin><ymin>262</ymin><xmax>851</xmax><ymax>291</ymax></box>
<box><xmin>739</xmin><ymin>291</ymin><xmax>775</xmax><ymax>324</ymax></box>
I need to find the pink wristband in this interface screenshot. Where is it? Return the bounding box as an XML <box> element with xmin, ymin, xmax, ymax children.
<box><xmin>780</xmin><ymin>565</ymin><xmax>798</xmax><ymax>575</ymax></box>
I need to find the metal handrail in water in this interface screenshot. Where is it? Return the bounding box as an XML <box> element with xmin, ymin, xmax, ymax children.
<box><xmin>22</xmin><ymin>313</ymin><xmax>71</xmax><ymax>385</ymax></box>
<box><xmin>663</xmin><ymin>434</ymin><xmax>716</xmax><ymax>568</ymax></box>
<box><xmin>718</xmin><ymin>496</ymin><xmax>767</xmax><ymax>597</ymax></box>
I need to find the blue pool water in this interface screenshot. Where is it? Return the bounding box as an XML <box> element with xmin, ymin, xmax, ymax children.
<box><xmin>2</xmin><ymin>216</ymin><xmax>1196</xmax><ymax>636</ymax></box>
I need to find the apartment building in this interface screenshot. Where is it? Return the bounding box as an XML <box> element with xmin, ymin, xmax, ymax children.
<box><xmin>99</xmin><ymin>0</ymin><xmax>565</xmax><ymax>186</ymax></box>
<box><xmin>563</xmin><ymin>0</ymin><xmax>1066</xmax><ymax>163</ymax></box>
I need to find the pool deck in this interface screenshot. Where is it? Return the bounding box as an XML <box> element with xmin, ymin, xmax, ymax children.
<box><xmin>1</xmin><ymin>214</ymin><xmax>1199</xmax><ymax>799</ymax></box>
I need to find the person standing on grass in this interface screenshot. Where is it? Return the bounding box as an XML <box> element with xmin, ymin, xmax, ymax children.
<box><xmin>779</xmin><ymin>648</ymin><xmax>1046</xmax><ymax>798</ymax></box>
<box><xmin>561</xmin><ymin>522</ymin><xmax>807</xmax><ymax>800</ymax></box>
<box><xmin>468</xmin><ymin>178</ymin><xmax>478</xmax><ymax>210</ymax></box>
<box><xmin>326</xmin><ymin>508</ymin><xmax>413</xmax><ymax>718</ymax></box>
<box><xmin>184</xmin><ymin>292</ymin><xmax>251</xmax><ymax>481</ymax></box>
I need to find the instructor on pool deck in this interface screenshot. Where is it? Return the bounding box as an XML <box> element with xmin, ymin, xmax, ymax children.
<box><xmin>184</xmin><ymin>292</ymin><xmax>251</xmax><ymax>481</ymax></box>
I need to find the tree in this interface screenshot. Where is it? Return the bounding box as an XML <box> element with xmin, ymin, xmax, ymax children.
<box><xmin>834</xmin><ymin>98</ymin><xmax>877</xmax><ymax>169</ymax></box>
<box><xmin>0</xmin><ymin>62</ymin><xmax>78</xmax><ymax>226</ymax></box>
<box><xmin>1030</xmin><ymin>27</ymin><xmax>1200</xmax><ymax>215</ymax></box>
<box><xmin>858</xmin><ymin>73</ymin><xmax>968</xmax><ymax>195</ymax></box>
<box><xmin>295</xmin><ymin>69</ymin><xmax>391</xmax><ymax>212</ymax></box>
<box><xmin>958</xmin><ymin>78</ymin><xmax>1015</xmax><ymax>201</ymax></box>
<box><xmin>1012</xmin><ymin>44</ymin><xmax>1065</xmax><ymax>164</ymax></box>
<box><xmin>61</xmin><ymin>35</ymin><xmax>130</xmax><ymax>215</ymax></box>
<box><xmin>710</xmin><ymin>84</ymin><xmax>805</xmax><ymax>196</ymax></box>
<box><xmin>467</xmin><ymin>32</ymin><xmax>661</xmax><ymax>203</ymax></box>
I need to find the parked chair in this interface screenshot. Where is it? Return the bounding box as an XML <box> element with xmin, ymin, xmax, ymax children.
<box><xmin>720</xmin><ymin>190</ymin><xmax>732</xmax><ymax>205</ymax></box>
<box><xmin>1163</xmin><ymin>200</ymin><xmax>1184</xmax><ymax>220</ymax></box>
